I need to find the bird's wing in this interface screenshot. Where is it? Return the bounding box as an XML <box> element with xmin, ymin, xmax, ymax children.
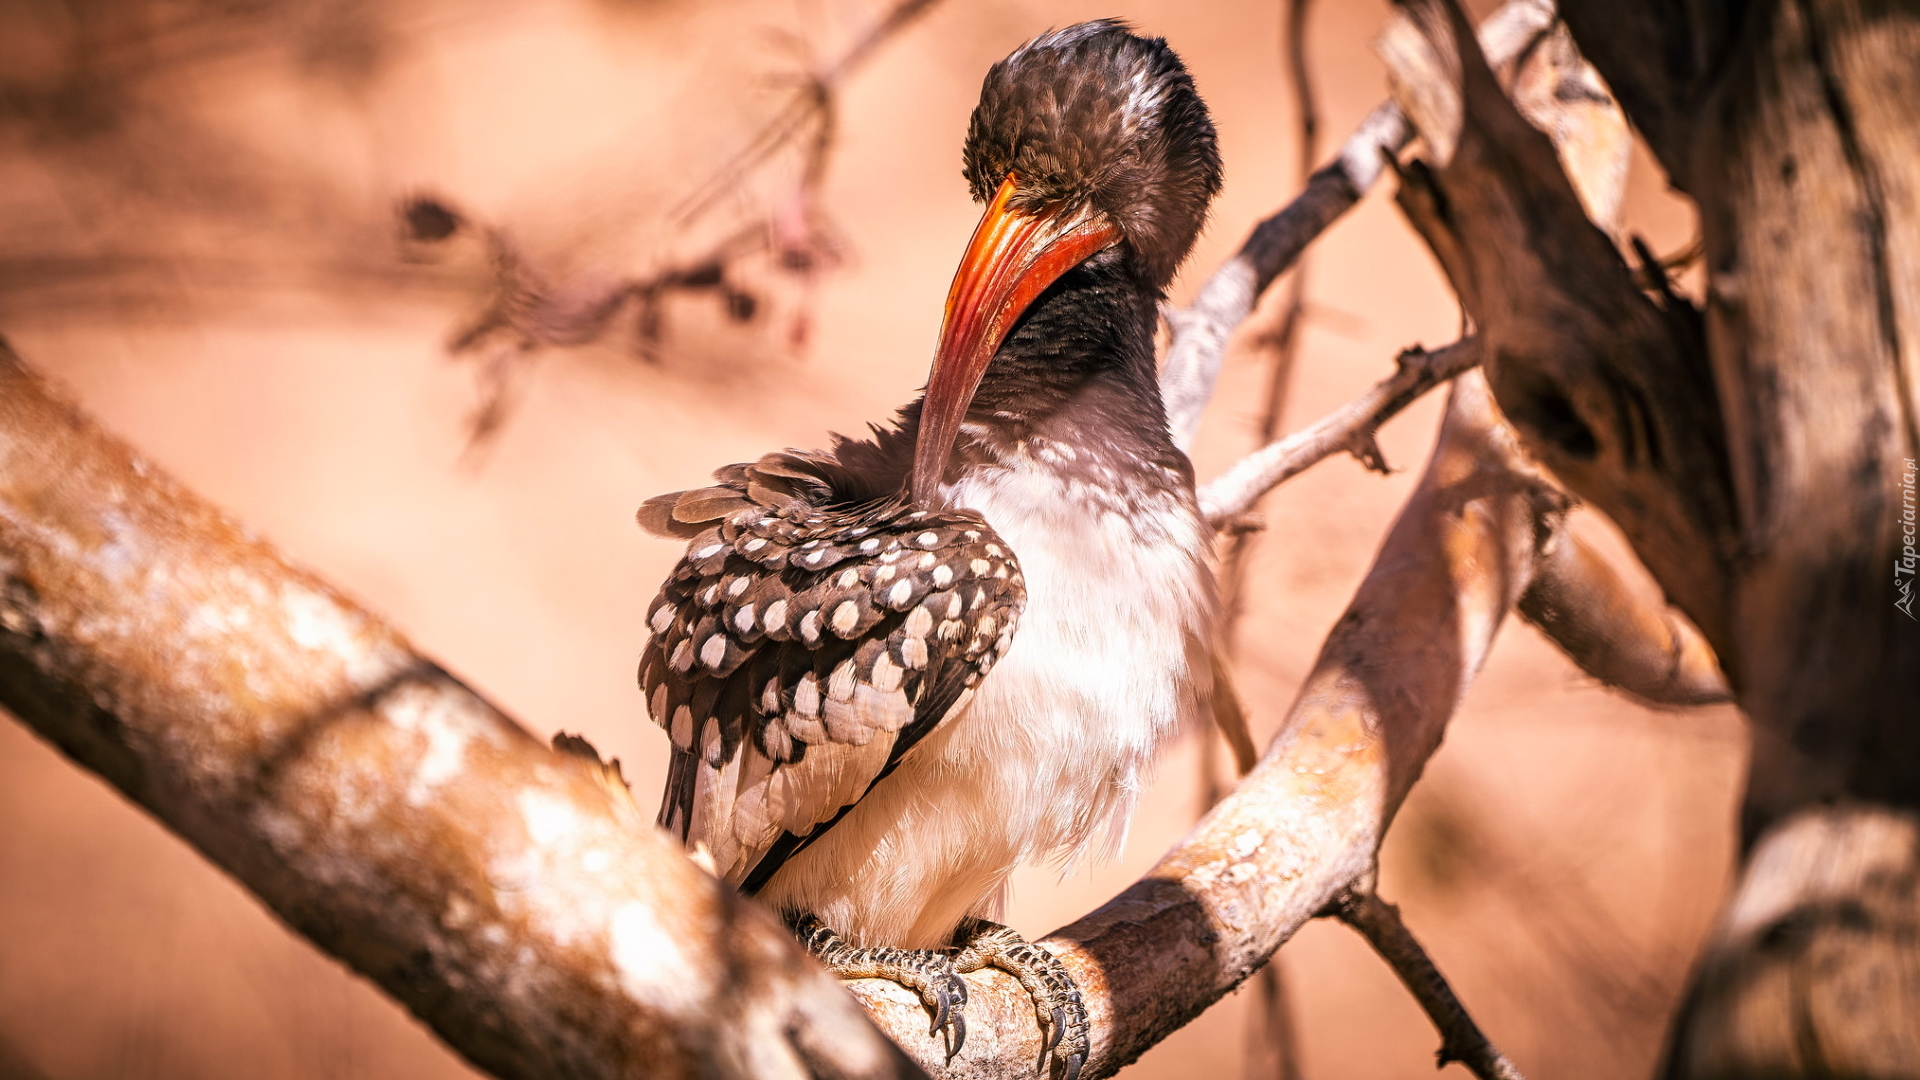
<box><xmin>637</xmin><ymin>450</ymin><xmax>1025</xmax><ymax>893</ymax></box>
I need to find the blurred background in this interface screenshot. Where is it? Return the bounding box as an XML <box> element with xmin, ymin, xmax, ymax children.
<box><xmin>0</xmin><ymin>0</ymin><xmax>1747</xmax><ymax>1077</ymax></box>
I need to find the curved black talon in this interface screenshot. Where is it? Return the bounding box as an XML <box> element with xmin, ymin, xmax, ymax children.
<box><xmin>951</xmin><ymin>918</ymin><xmax>1090</xmax><ymax>1080</ymax></box>
<box><xmin>790</xmin><ymin>912</ymin><xmax>971</xmax><ymax>1060</ymax></box>
<box><xmin>927</xmin><ymin>964</ymin><xmax>968</xmax><ymax>1059</ymax></box>
<box><xmin>792</xmin><ymin>913</ymin><xmax>1089</xmax><ymax>1076</ymax></box>
<box><xmin>943</xmin><ymin>1004</ymin><xmax>968</xmax><ymax>1062</ymax></box>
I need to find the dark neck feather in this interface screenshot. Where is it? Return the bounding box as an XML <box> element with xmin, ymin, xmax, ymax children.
<box><xmin>965</xmin><ymin>253</ymin><xmax>1164</xmax><ymax>439</ymax></box>
<box><xmin>827</xmin><ymin>255</ymin><xmax>1189</xmax><ymax>502</ymax></box>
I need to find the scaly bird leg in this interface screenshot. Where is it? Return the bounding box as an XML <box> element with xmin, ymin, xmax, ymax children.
<box><xmin>791</xmin><ymin>913</ymin><xmax>970</xmax><ymax>1060</ymax></box>
<box><xmin>952</xmin><ymin>918</ymin><xmax>1088</xmax><ymax>1080</ymax></box>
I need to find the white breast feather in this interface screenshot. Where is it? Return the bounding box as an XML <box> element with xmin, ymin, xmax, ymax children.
<box><xmin>755</xmin><ymin>444</ymin><xmax>1215</xmax><ymax>948</ymax></box>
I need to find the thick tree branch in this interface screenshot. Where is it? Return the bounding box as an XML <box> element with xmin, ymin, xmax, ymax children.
<box><xmin>850</xmin><ymin>370</ymin><xmax>1560</xmax><ymax>1077</ymax></box>
<box><xmin>1157</xmin><ymin>0</ymin><xmax>1555</xmax><ymax>449</ymax></box>
<box><xmin>1384</xmin><ymin>0</ymin><xmax>1738</xmax><ymax>650</ymax></box>
<box><xmin>1</xmin><ymin>336</ymin><xmax>1556</xmax><ymax>1079</ymax></box>
<box><xmin>0</xmin><ymin>343</ymin><xmax>918</xmax><ymax>1080</ymax></box>
<box><xmin>1663</xmin><ymin>804</ymin><xmax>1920</xmax><ymax>1076</ymax></box>
<box><xmin>0</xmin><ymin>7</ymin><xmax>1764</xmax><ymax>1076</ymax></box>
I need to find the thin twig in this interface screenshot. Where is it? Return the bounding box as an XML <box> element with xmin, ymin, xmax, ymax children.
<box><xmin>1196</xmin><ymin>337</ymin><xmax>1482</xmax><ymax>527</ymax></box>
<box><xmin>1157</xmin><ymin>0</ymin><xmax>1554</xmax><ymax>450</ymax></box>
<box><xmin>1333</xmin><ymin>886</ymin><xmax>1528</xmax><ymax>1080</ymax></box>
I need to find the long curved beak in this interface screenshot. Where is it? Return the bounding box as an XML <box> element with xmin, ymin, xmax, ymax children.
<box><xmin>910</xmin><ymin>175</ymin><xmax>1120</xmax><ymax>505</ymax></box>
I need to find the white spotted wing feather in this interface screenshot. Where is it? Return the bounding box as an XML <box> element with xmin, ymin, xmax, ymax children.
<box><xmin>638</xmin><ymin>452</ymin><xmax>1025</xmax><ymax>890</ymax></box>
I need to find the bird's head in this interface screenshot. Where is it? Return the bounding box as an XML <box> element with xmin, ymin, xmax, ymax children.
<box><xmin>913</xmin><ymin>20</ymin><xmax>1221</xmax><ymax>503</ymax></box>
<box><xmin>964</xmin><ymin>20</ymin><xmax>1222</xmax><ymax>287</ymax></box>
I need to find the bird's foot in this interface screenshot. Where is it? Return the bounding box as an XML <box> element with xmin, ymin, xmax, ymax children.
<box><xmin>952</xmin><ymin>918</ymin><xmax>1088</xmax><ymax>1080</ymax></box>
<box><xmin>791</xmin><ymin>913</ymin><xmax>970</xmax><ymax>1060</ymax></box>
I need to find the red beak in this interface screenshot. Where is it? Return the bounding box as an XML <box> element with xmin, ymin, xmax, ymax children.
<box><xmin>910</xmin><ymin>175</ymin><xmax>1120</xmax><ymax>505</ymax></box>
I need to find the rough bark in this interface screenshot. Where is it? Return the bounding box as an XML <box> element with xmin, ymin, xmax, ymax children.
<box><xmin>1386</xmin><ymin>0</ymin><xmax>1920</xmax><ymax>1072</ymax></box>
<box><xmin>0</xmin><ymin>343</ymin><xmax>919</xmax><ymax>1080</ymax></box>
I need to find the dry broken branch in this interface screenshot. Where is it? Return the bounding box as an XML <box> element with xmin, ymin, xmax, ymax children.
<box><xmin>1196</xmin><ymin>336</ymin><xmax>1482</xmax><ymax>525</ymax></box>
<box><xmin>415</xmin><ymin>0</ymin><xmax>946</xmax><ymax>444</ymax></box>
<box><xmin>667</xmin><ymin>0</ymin><xmax>944</xmax><ymax>231</ymax></box>
<box><xmin>1519</xmin><ymin>516</ymin><xmax>1730</xmax><ymax>708</ymax></box>
<box><xmin>1157</xmin><ymin>0</ymin><xmax>1554</xmax><ymax>449</ymax></box>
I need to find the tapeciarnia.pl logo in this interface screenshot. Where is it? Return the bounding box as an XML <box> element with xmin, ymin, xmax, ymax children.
<box><xmin>1898</xmin><ymin>457</ymin><xmax>1917</xmax><ymax>620</ymax></box>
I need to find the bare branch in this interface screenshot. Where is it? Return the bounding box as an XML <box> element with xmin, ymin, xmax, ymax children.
<box><xmin>1384</xmin><ymin>0</ymin><xmax>1736</xmax><ymax>647</ymax></box>
<box><xmin>1158</xmin><ymin>0</ymin><xmax>1554</xmax><ymax>449</ymax></box>
<box><xmin>1383</xmin><ymin>1</ymin><xmax>1920</xmax><ymax>1063</ymax></box>
<box><xmin>1204</xmin><ymin>0</ymin><xmax>1325</xmax><ymax>815</ymax></box>
<box><xmin>1196</xmin><ymin>337</ymin><xmax>1481</xmax><ymax>526</ymax></box>
<box><xmin>1333</xmin><ymin>887</ymin><xmax>1527</xmax><ymax>1080</ymax></box>
<box><xmin>0</xmin><ymin>8</ymin><xmax>1744</xmax><ymax>1078</ymax></box>
<box><xmin>1184</xmin><ymin>2</ymin><xmax>1629</xmax><ymax>521</ymax></box>
<box><xmin>1221</xmin><ymin>6</ymin><xmax>1324</xmax><ymax>1065</ymax></box>
<box><xmin>0</xmin><ymin>344</ymin><xmax>919</xmax><ymax>1080</ymax></box>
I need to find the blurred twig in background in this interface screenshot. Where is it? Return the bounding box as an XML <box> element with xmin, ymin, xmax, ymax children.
<box><xmin>1204</xmin><ymin>0</ymin><xmax>1322</xmax><ymax>817</ymax></box>
<box><xmin>0</xmin><ymin>0</ymin><xmax>505</xmax><ymax>322</ymax></box>
<box><xmin>1230</xmin><ymin>3</ymin><xmax>1319</xmax><ymax>1076</ymax></box>
<box><xmin>410</xmin><ymin>0</ymin><xmax>946</xmax><ymax>448</ymax></box>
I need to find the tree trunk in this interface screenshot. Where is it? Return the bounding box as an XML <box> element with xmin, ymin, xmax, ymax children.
<box><xmin>1562</xmin><ymin>2</ymin><xmax>1920</xmax><ymax>1072</ymax></box>
<box><xmin>1386</xmin><ymin>0</ymin><xmax>1920</xmax><ymax>1072</ymax></box>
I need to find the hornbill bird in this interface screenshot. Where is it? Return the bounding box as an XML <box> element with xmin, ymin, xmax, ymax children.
<box><xmin>638</xmin><ymin>21</ymin><xmax>1222</xmax><ymax>1077</ymax></box>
